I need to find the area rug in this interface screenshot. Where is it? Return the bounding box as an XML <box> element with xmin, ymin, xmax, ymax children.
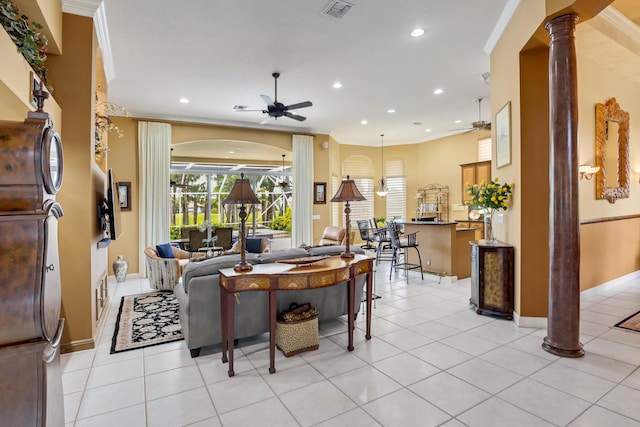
<box><xmin>110</xmin><ymin>291</ymin><xmax>183</xmax><ymax>354</ymax></box>
<box><xmin>615</xmin><ymin>310</ymin><xmax>640</xmax><ymax>333</ymax></box>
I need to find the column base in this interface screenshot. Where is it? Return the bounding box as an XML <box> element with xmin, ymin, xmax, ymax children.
<box><xmin>542</xmin><ymin>337</ymin><xmax>584</xmax><ymax>357</ymax></box>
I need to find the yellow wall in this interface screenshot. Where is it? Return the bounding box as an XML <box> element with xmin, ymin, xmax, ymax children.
<box><xmin>47</xmin><ymin>12</ymin><xmax>103</xmax><ymax>349</ymax></box>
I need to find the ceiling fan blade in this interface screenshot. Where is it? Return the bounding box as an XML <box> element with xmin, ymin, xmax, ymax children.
<box><xmin>285</xmin><ymin>101</ymin><xmax>312</xmax><ymax>110</ymax></box>
<box><xmin>260</xmin><ymin>115</ymin><xmax>274</xmax><ymax>125</ymax></box>
<box><xmin>284</xmin><ymin>112</ymin><xmax>306</xmax><ymax>122</ymax></box>
<box><xmin>234</xmin><ymin>109</ymin><xmax>264</xmax><ymax>112</ymax></box>
<box><xmin>261</xmin><ymin>95</ymin><xmax>274</xmax><ymax>106</ymax></box>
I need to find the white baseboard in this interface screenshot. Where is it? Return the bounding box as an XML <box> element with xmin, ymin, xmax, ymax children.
<box><xmin>580</xmin><ymin>270</ymin><xmax>640</xmax><ymax>298</ymax></box>
<box><xmin>513</xmin><ymin>311</ymin><xmax>547</xmax><ymax>328</ymax></box>
<box><xmin>511</xmin><ymin>269</ymin><xmax>640</xmax><ymax>329</ymax></box>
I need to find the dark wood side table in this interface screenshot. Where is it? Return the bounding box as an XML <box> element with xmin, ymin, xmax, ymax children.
<box><xmin>469</xmin><ymin>241</ymin><xmax>514</xmax><ymax>319</ymax></box>
<box><xmin>219</xmin><ymin>254</ymin><xmax>374</xmax><ymax>376</ymax></box>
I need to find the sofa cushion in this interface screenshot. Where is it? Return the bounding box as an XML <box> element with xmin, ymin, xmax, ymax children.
<box><xmin>256</xmin><ymin>247</ymin><xmax>309</xmax><ymax>264</ymax></box>
<box><xmin>307</xmin><ymin>245</ymin><xmax>365</xmax><ymax>257</ymax></box>
<box><xmin>156</xmin><ymin>243</ymin><xmax>175</xmax><ymax>258</ymax></box>
<box><xmin>181</xmin><ymin>253</ymin><xmax>259</xmax><ymax>293</ymax></box>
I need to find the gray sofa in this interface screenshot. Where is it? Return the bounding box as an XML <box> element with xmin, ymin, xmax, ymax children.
<box><xmin>174</xmin><ymin>245</ymin><xmax>367</xmax><ymax>357</ymax></box>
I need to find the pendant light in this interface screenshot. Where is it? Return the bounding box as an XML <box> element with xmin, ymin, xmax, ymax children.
<box><xmin>277</xmin><ymin>154</ymin><xmax>291</xmax><ymax>191</ymax></box>
<box><xmin>376</xmin><ymin>134</ymin><xmax>388</xmax><ymax>197</ymax></box>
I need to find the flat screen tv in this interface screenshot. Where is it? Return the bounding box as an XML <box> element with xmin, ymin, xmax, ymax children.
<box><xmin>106</xmin><ymin>168</ymin><xmax>123</xmax><ymax>240</ymax></box>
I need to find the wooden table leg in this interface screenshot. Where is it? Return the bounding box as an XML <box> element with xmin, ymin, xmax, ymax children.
<box><xmin>365</xmin><ymin>264</ymin><xmax>373</xmax><ymax>340</ymax></box>
<box><xmin>269</xmin><ymin>290</ymin><xmax>277</xmax><ymax>374</ymax></box>
<box><xmin>347</xmin><ymin>275</ymin><xmax>355</xmax><ymax>351</ymax></box>
<box><xmin>220</xmin><ymin>286</ymin><xmax>228</xmax><ymax>364</ymax></box>
<box><xmin>227</xmin><ymin>291</ymin><xmax>235</xmax><ymax>377</ymax></box>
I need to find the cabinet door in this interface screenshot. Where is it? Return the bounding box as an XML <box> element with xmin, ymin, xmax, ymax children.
<box><xmin>461</xmin><ymin>164</ymin><xmax>476</xmax><ymax>203</ymax></box>
<box><xmin>476</xmin><ymin>161</ymin><xmax>491</xmax><ymax>185</ymax></box>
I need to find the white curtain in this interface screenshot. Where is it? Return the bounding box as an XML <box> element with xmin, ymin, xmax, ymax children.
<box><xmin>292</xmin><ymin>135</ymin><xmax>313</xmax><ymax>247</ymax></box>
<box><xmin>138</xmin><ymin>121</ymin><xmax>172</xmax><ymax>276</ymax></box>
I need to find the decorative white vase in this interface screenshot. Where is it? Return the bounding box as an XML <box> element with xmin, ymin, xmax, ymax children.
<box><xmin>113</xmin><ymin>255</ymin><xmax>129</xmax><ymax>283</ymax></box>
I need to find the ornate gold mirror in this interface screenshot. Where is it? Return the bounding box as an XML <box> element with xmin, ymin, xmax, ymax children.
<box><xmin>595</xmin><ymin>98</ymin><xmax>630</xmax><ymax>204</ymax></box>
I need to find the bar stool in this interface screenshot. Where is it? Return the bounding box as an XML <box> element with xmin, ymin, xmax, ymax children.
<box><xmin>388</xmin><ymin>221</ymin><xmax>423</xmax><ymax>282</ymax></box>
<box><xmin>373</xmin><ymin>226</ymin><xmax>393</xmax><ymax>265</ymax></box>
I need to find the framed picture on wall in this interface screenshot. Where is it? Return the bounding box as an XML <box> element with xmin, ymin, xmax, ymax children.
<box><xmin>117</xmin><ymin>182</ymin><xmax>131</xmax><ymax>211</ymax></box>
<box><xmin>496</xmin><ymin>101</ymin><xmax>512</xmax><ymax>168</ymax></box>
<box><xmin>314</xmin><ymin>182</ymin><xmax>326</xmax><ymax>204</ymax></box>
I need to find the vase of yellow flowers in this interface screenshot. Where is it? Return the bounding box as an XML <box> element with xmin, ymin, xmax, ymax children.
<box><xmin>465</xmin><ymin>178</ymin><xmax>514</xmax><ymax>244</ymax></box>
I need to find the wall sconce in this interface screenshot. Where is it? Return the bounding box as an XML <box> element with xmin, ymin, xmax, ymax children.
<box><xmin>579</xmin><ymin>165</ymin><xmax>600</xmax><ymax>180</ymax></box>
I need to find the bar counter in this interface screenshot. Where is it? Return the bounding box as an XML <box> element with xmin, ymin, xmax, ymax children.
<box><xmin>400</xmin><ymin>221</ymin><xmax>478</xmax><ymax>280</ymax></box>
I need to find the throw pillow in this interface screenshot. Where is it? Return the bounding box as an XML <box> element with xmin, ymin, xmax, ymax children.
<box><xmin>156</xmin><ymin>243</ymin><xmax>175</xmax><ymax>258</ymax></box>
<box><xmin>245</xmin><ymin>237</ymin><xmax>264</xmax><ymax>254</ymax></box>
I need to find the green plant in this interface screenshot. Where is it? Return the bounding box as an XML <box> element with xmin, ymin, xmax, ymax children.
<box><xmin>465</xmin><ymin>178</ymin><xmax>514</xmax><ymax>210</ymax></box>
<box><xmin>270</xmin><ymin>208</ymin><xmax>292</xmax><ymax>231</ymax></box>
<box><xmin>170</xmin><ymin>225</ymin><xmax>181</xmax><ymax>240</ymax></box>
<box><xmin>0</xmin><ymin>0</ymin><xmax>49</xmax><ymax>88</ymax></box>
<box><xmin>374</xmin><ymin>216</ymin><xmax>386</xmax><ymax>226</ymax></box>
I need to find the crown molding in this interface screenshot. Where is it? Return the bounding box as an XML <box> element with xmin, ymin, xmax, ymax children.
<box><xmin>484</xmin><ymin>0</ymin><xmax>520</xmax><ymax>55</ymax></box>
<box><xmin>94</xmin><ymin>3</ymin><xmax>115</xmax><ymax>82</ymax></box>
<box><xmin>599</xmin><ymin>6</ymin><xmax>640</xmax><ymax>44</ymax></box>
<box><xmin>62</xmin><ymin>0</ymin><xmax>102</xmax><ymax>17</ymax></box>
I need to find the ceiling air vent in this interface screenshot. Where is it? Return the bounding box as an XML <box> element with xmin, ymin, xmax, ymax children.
<box><xmin>321</xmin><ymin>0</ymin><xmax>354</xmax><ymax>19</ymax></box>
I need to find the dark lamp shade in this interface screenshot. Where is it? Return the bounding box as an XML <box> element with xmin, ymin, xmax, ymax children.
<box><xmin>223</xmin><ymin>174</ymin><xmax>260</xmax><ymax>205</ymax></box>
<box><xmin>330</xmin><ymin>175</ymin><xmax>366</xmax><ymax>202</ymax></box>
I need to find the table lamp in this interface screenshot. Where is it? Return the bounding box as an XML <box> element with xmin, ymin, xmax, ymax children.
<box><xmin>330</xmin><ymin>175</ymin><xmax>366</xmax><ymax>259</ymax></box>
<box><xmin>223</xmin><ymin>173</ymin><xmax>260</xmax><ymax>271</ymax></box>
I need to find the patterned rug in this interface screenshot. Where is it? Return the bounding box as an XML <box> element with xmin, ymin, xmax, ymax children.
<box><xmin>615</xmin><ymin>310</ymin><xmax>640</xmax><ymax>333</ymax></box>
<box><xmin>110</xmin><ymin>291</ymin><xmax>184</xmax><ymax>354</ymax></box>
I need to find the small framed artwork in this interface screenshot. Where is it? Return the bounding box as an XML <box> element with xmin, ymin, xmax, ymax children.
<box><xmin>314</xmin><ymin>182</ymin><xmax>326</xmax><ymax>204</ymax></box>
<box><xmin>117</xmin><ymin>182</ymin><xmax>131</xmax><ymax>211</ymax></box>
<box><xmin>496</xmin><ymin>101</ymin><xmax>512</xmax><ymax>168</ymax></box>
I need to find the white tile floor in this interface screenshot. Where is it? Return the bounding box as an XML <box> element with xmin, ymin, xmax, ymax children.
<box><xmin>61</xmin><ymin>264</ymin><xmax>640</xmax><ymax>426</ymax></box>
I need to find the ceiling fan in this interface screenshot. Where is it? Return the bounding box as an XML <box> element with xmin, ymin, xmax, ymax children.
<box><xmin>453</xmin><ymin>98</ymin><xmax>491</xmax><ymax>132</ymax></box>
<box><xmin>235</xmin><ymin>72</ymin><xmax>313</xmax><ymax>124</ymax></box>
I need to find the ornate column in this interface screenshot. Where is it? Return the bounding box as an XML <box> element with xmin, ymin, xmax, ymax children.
<box><xmin>543</xmin><ymin>14</ymin><xmax>584</xmax><ymax>357</ymax></box>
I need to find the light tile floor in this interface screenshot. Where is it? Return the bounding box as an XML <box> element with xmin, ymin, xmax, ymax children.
<box><xmin>61</xmin><ymin>264</ymin><xmax>640</xmax><ymax>426</ymax></box>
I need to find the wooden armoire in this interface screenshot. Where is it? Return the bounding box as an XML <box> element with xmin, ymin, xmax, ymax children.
<box><xmin>0</xmin><ymin>89</ymin><xmax>65</xmax><ymax>425</ymax></box>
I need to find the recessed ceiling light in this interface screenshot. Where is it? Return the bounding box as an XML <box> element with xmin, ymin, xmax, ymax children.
<box><xmin>229</xmin><ymin>151</ymin><xmax>235</xmax><ymax>154</ymax></box>
<box><xmin>361</xmin><ymin>120</ymin><xmax>368</xmax><ymax>125</ymax></box>
<box><xmin>410</xmin><ymin>28</ymin><xmax>425</xmax><ymax>38</ymax></box>
<box><xmin>454</xmin><ymin>120</ymin><xmax>462</xmax><ymax>124</ymax></box>
<box><xmin>333</xmin><ymin>82</ymin><xmax>342</xmax><ymax>89</ymax></box>
<box><xmin>387</xmin><ymin>109</ymin><xmax>396</xmax><ymax>113</ymax></box>
<box><xmin>425</xmin><ymin>128</ymin><xmax>432</xmax><ymax>132</ymax></box>
<box><xmin>179</xmin><ymin>97</ymin><xmax>190</xmax><ymax>104</ymax></box>
<box><xmin>433</xmin><ymin>88</ymin><xmax>444</xmax><ymax>95</ymax></box>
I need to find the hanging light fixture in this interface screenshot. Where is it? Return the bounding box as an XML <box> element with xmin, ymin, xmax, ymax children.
<box><xmin>277</xmin><ymin>154</ymin><xmax>291</xmax><ymax>191</ymax></box>
<box><xmin>376</xmin><ymin>134</ymin><xmax>388</xmax><ymax>197</ymax></box>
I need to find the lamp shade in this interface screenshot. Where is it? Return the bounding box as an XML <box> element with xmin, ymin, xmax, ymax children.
<box><xmin>223</xmin><ymin>173</ymin><xmax>260</xmax><ymax>205</ymax></box>
<box><xmin>330</xmin><ymin>175</ymin><xmax>366</xmax><ymax>202</ymax></box>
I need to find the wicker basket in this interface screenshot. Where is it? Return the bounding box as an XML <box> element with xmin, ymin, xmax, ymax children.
<box><xmin>275</xmin><ymin>303</ymin><xmax>319</xmax><ymax>357</ymax></box>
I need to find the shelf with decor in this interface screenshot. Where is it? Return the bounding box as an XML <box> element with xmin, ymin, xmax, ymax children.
<box><xmin>415</xmin><ymin>184</ymin><xmax>448</xmax><ymax>223</ymax></box>
<box><xmin>0</xmin><ymin>3</ymin><xmax>61</xmax><ymax>124</ymax></box>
